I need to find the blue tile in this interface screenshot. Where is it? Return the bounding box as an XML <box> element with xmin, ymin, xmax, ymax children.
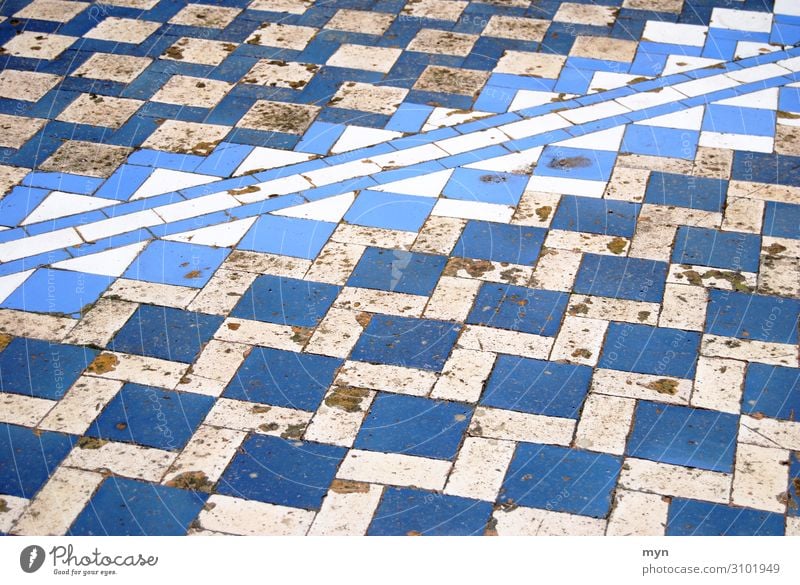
<box><xmin>481</xmin><ymin>355</ymin><xmax>591</xmax><ymax>418</ymax></box>
<box><xmin>350</xmin><ymin>314</ymin><xmax>460</xmax><ymax>371</ymax></box>
<box><xmin>230</xmin><ymin>274</ymin><xmax>339</xmax><ymax>327</ymax></box>
<box><xmin>622</xmin><ymin>125</ymin><xmax>698</xmax><ymax>159</ymax></box>
<box><xmin>672</xmin><ymin>226</ymin><xmax>761</xmax><ymax>272</ymax></box>
<box><xmin>0</xmin><ymin>185</ymin><xmax>49</xmax><ymax>226</ymax></box>
<box><xmin>355</xmin><ymin>393</ymin><xmax>472</xmax><ymax>460</ymax></box>
<box><xmin>467</xmin><ymin>283</ymin><xmax>569</xmax><ymax>336</ymax></box>
<box><xmin>347</xmin><ymin>247</ymin><xmax>446</xmax><ymax>296</ymax></box>
<box><xmin>500</xmin><ymin>443</ymin><xmax>622</xmax><ymax>518</ymax></box>
<box><xmin>742</xmin><ymin>363</ymin><xmax>800</xmax><ymax>421</ymax></box>
<box><xmin>779</xmin><ymin>87</ymin><xmax>800</xmax><ymax>112</ymax></box>
<box><xmin>224</xmin><ymin>347</ymin><xmax>342</xmax><ymax>411</ymax></box>
<box><xmin>731</xmin><ymin>152</ymin><xmax>800</xmax><ymax>187</ymax></box>
<box><xmin>763</xmin><ymin>201</ymin><xmax>800</xmax><ymax>239</ymax></box>
<box><xmin>109</xmin><ymin>304</ymin><xmax>223</xmax><ymax>363</ymax></box>
<box><xmin>344</xmin><ymin>190</ymin><xmax>435</xmax><ymax>232</ymax></box>
<box><xmin>1</xmin><ymin>268</ymin><xmax>112</xmax><ymax>318</ymax></box>
<box><xmin>790</xmin><ymin>454</ymin><xmax>800</xmax><ymax>517</ymax></box>
<box><xmin>628</xmin><ymin>401</ymin><xmax>738</xmax><ymax>472</ymax></box>
<box><xmin>705</xmin><ymin>289</ymin><xmax>799</xmax><ymax>344</ymax></box>
<box><xmin>534</xmin><ymin>145</ymin><xmax>617</xmax><ymax>181</ymax></box>
<box><xmin>667</xmin><ymin>498</ymin><xmax>784</xmax><ymax>536</ymax></box>
<box><xmin>217</xmin><ymin>434</ymin><xmax>345</xmax><ymax>510</ymax></box>
<box><xmin>442</xmin><ymin>168</ymin><xmax>528</xmax><ymax>206</ymax></box>
<box><xmin>0</xmin><ymin>423</ymin><xmax>75</xmax><ymax>499</ymax></box>
<box><xmin>368</xmin><ymin>487</ymin><xmax>492</xmax><ymax>535</ymax></box>
<box><xmin>122</xmin><ymin>240</ymin><xmax>230</xmax><ymax>288</ymax></box>
<box><xmin>702</xmin><ymin>104</ymin><xmax>776</xmax><ymax>136</ymax></box>
<box><xmin>551</xmin><ymin>195</ymin><xmax>640</xmax><ymax>237</ymax></box>
<box><xmin>574</xmin><ymin>254</ymin><xmax>668</xmax><ymax>302</ymax></box>
<box><xmin>453</xmin><ymin>220</ymin><xmax>546</xmax><ymax>265</ymax></box>
<box><xmin>69</xmin><ymin>477</ymin><xmax>207</xmax><ymax>536</ymax></box>
<box><xmin>237</xmin><ymin>214</ymin><xmax>335</xmax><ymax>259</ymax></box>
<box><xmin>0</xmin><ymin>338</ymin><xmax>96</xmax><ymax>400</ymax></box>
<box><xmin>87</xmin><ymin>383</ymin><xmax>214</xmax><ymax>451</ymax></box>
<box><xmin>598</xmin><ymin>323</ymin><xmax>701</xmax><ymax>378</ymax></box>
<box><xmin>645</xmin><ymin>171</ymin><xmax>726</xmax><ymax>212</ymax></box>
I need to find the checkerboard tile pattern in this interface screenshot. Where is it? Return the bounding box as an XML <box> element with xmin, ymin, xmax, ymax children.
<box><xmin>0</xmin><ymin>0</ymin><xmax>799</xmax><ymax>537</ymax></box>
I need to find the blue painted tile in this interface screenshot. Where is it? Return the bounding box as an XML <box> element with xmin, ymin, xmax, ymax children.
<box><xmin>122</xmin><ymin>240</ymin><xmax>229</xmax><ymax>288</ymax></box>
<box><xmin>622</xmin><ymin>125</ymin><xmax>698</xmax><ymax>159</ymax></box>
<box><xmin>551</xmin><ymin>195</ymin><xmax>640</xmax><ymax>237</ymax></box>
<box><xmin>481</xmin><ymin>355</ymin><xmax>591</xmax><ymax>418</ymax></box>
<box><xmin>574</xmin><ymin>254</ymin><xmax>668</xmax><ymax>302</ymax></box>
<box><xmin>672</xmin><ymin>226</ymin><xmax>761</xmax><ymax>272</ymax></box>
<box><xmin>344</xmin><ymin>190</ymin><xmax>435</xmax><ymax>232</ymax></box>
<box><xmin>217</xmin><ymin>434</ymin><xmax>345</xmax><ymax>510</ymax></box>
<box><xmin>231</xmin><ymin>274</ymin><xmax>339</xmax><ymax>328</ymax></box>
<box><xmin>355</xmin><ymin>393</ymin><xmax>472</xmax><ymax>460</ymax></box>
<box><xmin>763</xmin><ymin>201</ymin><xmax>800</xmax><ymax>239</ymax></box>
<box><xmin>237</xmin><ymin>214</ymin><xmax>335</xmax><ymax>259</ymax></box>
<box><xmin>351</xmin><ymin>314</ymin><xmax>460</xmax><ymax>371</ymax></box>
<box><xmin>0</xmin><ymin>185</ymin><xmax>49</xmax><ymax>226</ymax></box>
<box><xmin>742</xmin><ymin>363</ymin><xmax>800</xmax><ymax>421</ymax></box>
<box><xmin>705</xmin><ymin>289</ymin><xmax>799</xmax><ymax>344</ymax></box>
<box><xmin>347</xmin><ymin>247</ymin><xmax>446</xmax><ymax>296</ymax></box>
<box><xmin>534</xmin><ymin>146</ymin><xmax>616</xmax><ymax>181</ymax></box>
<box><xmin>779</xmin><ymin>87</ymin><xmax>800</xmax><ymax>112</ymax></box>
<box><xmin>667</xmin><ymin>498</ymin><xmax>784</xmax><ymax>536</ymax></box>
<box><xmin>224</xmin><ymin>347</ymin><xmax>341</xmax><ymax>411</ymax></box>
<box><xmin>1</xmin><ymin>269</ymin><xmax>112</xmax><ymax>318</ymax></box>
<box><xmin>88</xmin><ymin>383</ymin><xmax>214</xmax><ymax>451</ymax></box>
<box><xmin>628</xmin><ymin>401</ymin><xmax>738</xmax><ymax>472</ymax></box>
<box><xmin>109</xmin><ymin>304</ymin><xmax>223</xmax><ymax>363</ymax></box>
<box><xmin>598</xmin><ymin>323</ymin><xmax>701</xmax><ymax>378</ymax></box>
<box><xmin>731</xmin><ymin>152</ymin><xmax>800</xmax><ymax>187</ymax></box>
<box><xmin>790</xmin><ymin>454</ymin><xmax>800</xmax><ymax>517</ymax></box>
<box><xmin>69</xmin><ymin>477</ymin><xmax>207</xmax><ymax>536</ymax></box>
<box><xmin>701</xmin><ymin>104</ymin><xmax>776</xmax><ymax>136</ymax></box>
<box><xmin>453</xmin><ymin>220</ymin><xmax>546</xmax><ymax>265</ymax></box>
<box><xmin>645</xmin><ymin>171</ymin><xmax>726</xmax><ymax>212</ymax></box>
<box><xmin>0</xmin><ymin>338</ymin><xmax>96</xmax><ymax>400</ymax></box>
<box><xmin>442</xmin><ymin>168</ymin><xmax>528</xmax><ymax>206</ymax></box>
<box><xmin>500</xmin><ymin>443</ymin><xmax>622</xmax><ymax>518</ymax></box>
<box><xmin>467</xmin><ymin>283</ymin><xmax>569</xmax><ymax>336</ymax></box>
<box><xmin>368</xmin><ymin>487</ymin><xmax>493</xmax><ymax>535</ymax></box>
<box><xmin>0</xmin><ymin>423</ymin><xmax>75</xmax><ymax>499</ymax></box>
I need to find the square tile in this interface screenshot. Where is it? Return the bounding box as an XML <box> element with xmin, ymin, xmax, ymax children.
<box><xmin>742</xmin><ymin>364</ymin><xmax>800</xmax><ymax>421</ymax></box>
<box><xmin>110</xmin><ymin>305</ymin><xmax>223</xmax><ymax>363</ymax></box>
<box><xmin>483</xmin><ymin>16</ymin><xmax>549</xmax><ymax>41</ymax></box>
<box><xmin>551</xmin><ymin>195</ymin><xmax>640</xmax><ymax>237</ymax></box>
<box><xmin>672</xmin><ymin>226</ymin><xmax>760</xmax><ymax>272</ymax></box>
<box><xmin>500</xmin><ymin>443</ymin><xmax>622</xmax><ymax>518</ymax></box>
<box><xmin>534</xmin><ymin>146</ymin><xmax>617</xmax><ymax>182</ymax></box>
<box><xmin>763</xmin><ymin>201</ymin><xmax>800</xmax><ymax>239</ymax></box>
<box><xmin>0</xmin><ymin>114</ymin><xmax>46</xmax><ymax>149</ymax></box>
<box><xmin>598</xmin><ymin>323</ymin><xmax>701</xmax><ymax>378</ymax></box>
<box><xmin>402</xmin><ymin>0</ymin><xmax>467</xmax><ymax>22</ymax></box>
<box><xmin>56</xmin><ymin>94</ymin><xmax>142</xmax><ymax>129</ymax></box>
<box><xmin>122</xmin><ymin>240</ymin><xmax>229</xmax><ymax>288</ymax></box>
<box><xmin>69</xmin><ymin>476</ymin><xmax>207</xmax><ymax>535</ymax></box>
<box><xmin>40</xmin><ymin>141</ymin><xmax>132</xmax><ymax>177</ymax></box>
<box><xmin>1</xmin><ymin>268</ymin><xmax>111</xmax><ymax>318</ymax></box>
<box><xmin>495</xmin><ymin>51</ymin><xmax>566</xmax><ymax>78</ymax></box>
<box><xmin>627</xmin><ymin>401</ymin><xmax>738</xmax><ymax>472</ymax></box>
<box><xmin>347</xmin><ymin>247</ymin><xmax>446</xmax><ymax>296</ymax></box>
<box><xmin>482</xmin><ymin>355</ymin><xmax>591</xmax><ymax>418</ymax></box>
<box><xmin>161</xmin><ymin>37</ymin><xmax>237</xmax><ymax>66</ymax></box>
<box><xmin>236</xmin><ymin>100</ymin><xmax>319</xmax><ymax>133</ymax></box>
<box><xmin>622</xmin><ymin>125</ymin><xmax>699</xmax><ymax>160</ymax></box>
<box><xmin>141</xmin><ymin>121</ymin><xmax>230</xmax><ymax>156</ymax></box>
<box><xmin>249</xmin><ymin>0</ymin><xmax>311</xmax><ymax>14</ymax></box>
<box><xmin>574</xmin><ymin>254</ymin><xmax>668</xmax><ymax>302</ymax></box>
<box><xmin>466</xmin><ymin>283</ymin><xmax>569</xmax><ymax>336</ymax></box>
<box><xmin>2</xmin><ymin>31</ymin><xmax>75</xmax><ymax>59</ymax></box>
<box><xmin>666</xmin><ymin>498</ymin><xmax>784</xmax><ymax>536</ymax></box>
<box><xmin>553</xmin><ymin>3</ymin><xmax>618</xmax><ymax>27</ymax></box>
<box><xmin>327</xmin><ymin>44</ymin><xmax>402</xmax><ymax>74</ymax></box>
<box><xmin>344</xmin><ymin>190</ymin><xmax>435</xmax><ymax>232</ymax></box>
<box><xmin>71</xmin><ymin>53</ymin><xmax>152</xmax><ymax>83</ymax></box>
<box><xmin>0</xmin><ymin>338</ymin><xmax>96</xmax><ymax>400</ymax></box>
<box><xmin>644</xmin><ymin>172</ymin><xmax>726</xmax><ymax>213</ymax></box>
<box><xmin>407</xmin><ymin>29</ymin><xmax>478</xmax><ymax>57</ymax></box>
<box><xmin>0</xmin><ymin>70</ymin><xmax>61</xmax><ymax>101</ymax></box>
<box><xmin>354</xmin><ymin>393</ymin><xmax>472</xmax><ymax>459</ymax></box>
<box><xmin>87</xmin><ymin>383</ymin><xmax>214</xmax><ymax>450</ymax></box>
<box><xmin>325</xmin><ymin>9</ymin><xmax>394</xmax><ymax>35</ymax></box>
<box><xmin>243</xmin><ymin>60</ymin><xmax>318</xmax><ymax>89</ymax></box>
<box><xmin>368</xmin><ymin>487</ymin><xmax>492</xmax><ymax>535</ymax></box>
<box><xmin>702</xmin><ymin>105</ymin><xmax>776</xmax><ymax>137</ymax></box>
<box><xmin>152</xmin><ymin>75</ymin><xmax>233</xmax><ymax>108</ymax></box>
<box><xmin>571</xmin><ymin>36</ymin><xmax>637</xmax><ymax>63</ymax></box>
<box><xmin>350</xmin><ymin>314</ymin><xmax>460</xmax><ymax>371</ymax></box>
<box><xmin>414</xmin><ymin>66</ymin><xmax>490</xmax><ymax>96</ymax></box>
<box><xmin>230</xmin><ymin>274</ymin><xmax>339</xmax><ymax>328</ymax></box>
<box><xmin>84</xmin><ymin>17</ymin><xmax>160</xmax><ymax>44</ymax></box>
<box><xmin>224</xmin><ymin>347</ymin><xmax>342</xmax><ymax>411</ymax></box>
<box><xmin>0</xmin><ymin>423</ymin><xmax>74</xmax><ymax>499</ymax></box>
<box><xmin>238</xmin><ymin>215</ymin><xmax>336</xmax><ymax>260</ymax></box>
<box><xmin>218</xmin><ymin>435</ymin><xmax>346</xmax><ymax>510</ymax></box>
<box><xmin>705</xmin><ymin>289</ymin><xmax>799</xmax><ymax>344</ymax></box>
<box><xmin>453</xmin><ymin>220</ymin><xmax>545</xmax><ymax>265</ymax></box>
<box><xmin>245</xmin><ymin>22</ymin><xmax>317</xmax><ymax>51</ymax></box>
<box><xmin>14</xmin><ymin>0</ymin><xmax>88</xmax><ymax>22</ymax></box>
<box><xmin>443</xmin><ymin>168</ymin><xmax>528</xmax><ymax>206</ymax></box>
<box><xmin>330</xmin><ymin>82</ymin><xmax>408</xmax><ymax>115</ymax></box>
<box><xmin>168</xmin><ymin>4</ymin><xmax>241</xmax><ymax>28</ymax></box>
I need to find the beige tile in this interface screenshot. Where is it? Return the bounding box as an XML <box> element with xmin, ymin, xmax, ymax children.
<box><xmin>40</xmin><ymin>141</ymin><xmax>131</xmax><ymax>178</ymax></box>
<box><xmin>0</xmin><ymin>69</ymin><xmax>60</xmax><ymax>101</ymax></box>
<box><xmin>619</xmin><ymin>458</ymin><xmax>731</xmax><ymax>503</ymax></box>
<box><xmin>72</xmin><ymin>53</ymin><xmax>151</xmax><ymax>83</ymax></box>
<box><xmin>248</xmin><ymin>0</ymin><xmax>311</xmax><ymax>14</ymax></box>
<box><xmin>575</xmin><ymin>393</ymin><xmax>635</xmax><ymax>455</ymax></box>
<box><xmin>242</xmin><ymin>60</ymin><xmax>318</xmax><ymax>89</ymax></box>
<box><xmin>732</xmin><ymin>443</ymin><xmax>789</xmax><ymax>513</ymax></box>
<box><xmin>84</xmin><ymin>17</ymin><xmax>159</xmax><ymax>43</ymax></box>
<box><xmin>64</xmin><ymin>297</ymin><xmax>138</xmax><ymax>347</ymax></box>
<box><xmin>14</xmin><ymin>0</ymin><xmax>87</xmax><ymax>22</ymax></box>
<box><xmin>424</xmin><ymin>275</ymin><xmax>481</xmax><ymax>321</ymax></box>
<box><xmin>325</xmin><ymin>9</ymin><xmax>394</xmax><ymax>35</ymax></box>
<box><xmin>571</xmin><ymin>35</ymin><xmax>637</xmax><ymax>62</ymax></box>
<box><xmin>305</xmin><ymin>386</ymin><xmax>375</xmax><ymax>447</ymax></box>
<box><xmin>414</xmin><ymin>65</ymin><xmax>489</xmax><ymax>96</ymax></box>
<box><xmin>142</xmin><ymin>120</ymin><xmax>230</xmax><ymax>155</ymax></box>
<box><xmin>236</xmin><ymin>100</ymin><xmax>319</xmax><ymax>134</ymax></box>
<box><xmin>56</xmin><ymin>93</ymin><xmax>142</xmax><ymax>128</ymax></box>
<box><xmin>413</xmin><ymin>215</ymin><xmax>466</xmax><ymax>254</ymax></box>
<box><xmin>197</xmin><ymin>494</ymin><xmax>314</xmax><ymax>535</ymax></box>
<box><xmin>431</xmin><ymin>349</ymin><xmax>495</xmax><ymax>402</ymax></box>
<box><xmin>245</xmin><ymin>22</ymin><xmax>317</xmax><ymax>50</ymax></box>
<box><xmin>492</xmin><ymin>506</ymin><xmax>606</xmax><ymax>536</ymax></box>
<box><xmin>169</xmin><ymin>4</ymin><xmax>241</xmax><ymax>28</ymax></box>
<box><xmin>336</xmin><ymin>449</ymin><xmax>451</xmax><ymax>490</ymax></box>
<box><xmin>0</xmin><ymin>114</ymin><xmax>46</xmax><ymax>149</ymax></box>
<box><xmin>308</xmin><ymin>481</ymin><xmax>383</xmax><ymax>535</ymax></box>
<box><xmin>623</xmin><ymin>0</ymin><xmax>684</xmax><ymax>12</ymax></box>
<box><xmin>408</xmin><ymin>29</ymin><xmax>478</xmax><ymax>56</ymax></box>
<box><xmin>444</xmin><ymin>437</ymin><xmax>515</xmax><ymax>501</ymax></box>
<box><xmin>554</xmin><ymin>2</ymin><xmax>618</xmax><ymax>26</ymax></box>
<box><xmin>162</xmin><ymin>37</ymin><xmax>238</xmax><ymax>66</ymax></box>
<box><xmin>483</xmin><ymin>15</ymin><xmax>549</xmax><ymax>41</ymax></box>
<box><xmin>401</xmin><ymin>0</ymin><xmax>467</xmax><ymax>22</ymax></box>
<box><xmin>691</xmin><ymin>356</ymin><xmax>745</xmax><ymax>414</ymax></box>
<box><xmin>495</xmin><ymin>51</ymin><xmax>565</xmax><ymax>78</ymax></box>
<box><xmin>330</xmin><ymin>81</ymin><xmax>408</xmax><ymax>115</ymax></box>
<box><xmin>0</xmin><ymin>393</ymin><xmax>54</xmax><ymax>427</ymax></box>
<box><xmin>469</xmin><ymin>406</ymin><xmax>575</xmax><ymax>445</ymax></box>
<box><xmin>607</xmin><ymin>489</ymin><xmax>668</xmax><ymax>536</ymax></box>
<box><xmin>164</xmin><ymin>425</ymin><xmax>246</xmax><ymax>486</ymax></box>
<box><xmin>64</xmin><ymin>441</ymin><xmax>176</xmax><ymax>482</ymax></box>
<box><xmin>38</xmin><ymin>376</ymin><xmax>122</xmax><ymax>434</ymax></box>
<box><xmin>152</xmin><ymin>75</ymin><xmax>233</xmax><ymax>108</ymax></box>
<box><xmin>3</xmin><ymin>31</ymin><xmax>75</xmax><ymax>59</ymax></box>
<box><xmin>327</xmin><ymin>44</ymin><xmax>402</xmax><ymax>73</ymax></box>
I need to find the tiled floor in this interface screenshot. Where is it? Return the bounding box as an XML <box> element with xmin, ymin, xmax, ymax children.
<box><xmin>0</xmin><ymin>0</ymin><xmax>798</xmax><ymax>537</ymax></box>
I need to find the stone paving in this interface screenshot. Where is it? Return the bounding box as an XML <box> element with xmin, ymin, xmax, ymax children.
<box><xmin>0</xmin><ymin>0</ymin><xmax>798</xmax><ymax>536</ymax></box>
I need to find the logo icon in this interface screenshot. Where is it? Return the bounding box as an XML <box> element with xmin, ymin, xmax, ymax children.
<box><xmin>20</xmin><ymin>545</ymin><xmax>46</xmax><ymax>573</ymax></box>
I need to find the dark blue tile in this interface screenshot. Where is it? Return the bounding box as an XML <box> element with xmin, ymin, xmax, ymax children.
<box><xmin>551</xmin><ymin>195</ymin><xmax>640</xmax><ymax>237</ymax></box>
<box><xmin>69</xmin><ymin>476</ymin><xmax>207</xmax><ymax>536</ymax></box>
<box><xmin>731</xmin><ymin>152</ymin><xmax>800</xmax><ymax>187</ymax></box>
<box><xmin>742</xmin><ymin>363</ymin><xmax>800</xmax><ymax>421</ymax></box>
<box><xmin>230</xmin><ymin>274</ymin><xmax>340</xmax><ymax>328</ymax></box>
<box><xmin>347</xmin><ymin>247</ymin><xmax>446</xmax><ymax>296</ymax></box>
<box><xmin>763</xmin><ymin>201</ymin><xmax>800</xmax><ymax>239</ymax></box>
<box><xmin>481</xmin><ymin>355</ymin><xmax>591</xmax><ymax>419</ymax></box>
<box><xmin>217</xmin><ymin>434</ymin><xmax>345</xmax><ymax>510</ymax></box>
<box><xmin>672</xmin><ymin>226</ymin><xmax>760</xmax><ymax>272</ymax></box>
<box><xmin>0</xmin><ymin>423</ymin><xmax>74</xmax><ymax>499</ymax></box>
<box><xmin>645</xmin><ymin>171</ymin><xmax>726</xmax><ymax>212</ymax></box>
<box><xmin>500</xmin><ymin>443</ymin><xmax>622</xmax><ymax>518</ymax></box>
<box><xmin>88</xmin><ymin>383</ymin><xmax>214</xmax><ymax>450</ymax></box>
<box><xmin>355</xmin><ymin>393</ymin><xmax>472</xmax><ymax>460</ymax></box>
<box><xmin>109</xmin><ymin>305</ymin><xmax>223</xmax><ymax>363</ymax></box>
<box><xmin>667</xmin><ymin>498</ymin><xmax>784</xmax><ymax>536</ymax></box>
<box><xmin>598</xmin><ymin>323</ymin><xmax>701</xmax><ymax>378</ymax></box>
<box><xmin>0</xmin><ymin>338</ymin><xmax>96</xmax><ymax>400</ymax></box>
<box><xmin>367</xmin><ymin>487</ymin><xmax>492</xmax><ymax>535</ymax></box>
<box><xmin>442</xmin><ymin>168</ymin><xmax>528</xmax><ymax>206</ymax></box>
<box><xmin>628</xmin><ymin>401</ymin><xmax>738</xmax><ymax>472</ymax></box>
<box><xmin>224</xmin><ymin>346</ymin><xmax>342</xmax><ymax>411</ymax></box>
<box><xmin>467</xmin><ymin>283</ymin><xmax>569</xmax><ymax>336</ymax></box>
<box><xmin>350</xmin><ymin>314</ymin><xmax>460</xmax><ymax>371</ymax></box>
<box><xmin>574</xmin><ymin>254</ymin><xmax>668</xmax><ymax>302</ymax></box>
<box><xmin>705</xmin><ymin>289</ymin><xmax>799</xmax><ymax>344</ymax></box>
<box><xmin>453</xmin><ymin>220</ymin><xmax>546</xmax><ymax>265</ymax></box>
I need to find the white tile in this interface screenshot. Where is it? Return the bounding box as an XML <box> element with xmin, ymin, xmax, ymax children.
<box><xmin>615</xmin><ymin>86</ymin><xmax>685</xmax><ymax>111</ymax></box>
<box><xmin>726</xmin><ymin>63</ymin><xmax>791</xmax><ymax>83</ymax></box>
<box><xmin>0</xmin><ymin>393</ymin><xmax>54</xmax><ymax>427</ymax></box>
<box><xmin>661</xmin><ymin>55</ymin><xmax>723</xmax><ymax>76</ymax></box>
<box><xmin>308</xmin><ymin>481</ymin><xmax>383</xmax><ymax>536</ymax></box>
<box><xmin>302</xmin><ymin>159</ymin><xmax>381</xmax><ymax>187</ymax></box>
<box><xmin>469</xmin><ymin>406</ymin><xmax>575</xmax><ymax>445</ymax></box>
<box><xmin>131</xmin><ymin>168</ymin><xmax>218</xmax><ymax>200</ymax></box>
<box><xmin>619</xmin><ymin>458</ymin><xmax>731</xmax><ymax>503</ymax></box>
<box><xmin>642</xmin><ymin>21</ymin><xmax>708</xmax><ymax>46</ymax></box>
<box><xmin>234</xmin><ymin>175</ymin><xmax>312</xmax><ymax>204</ymax></box>
<box><xmin>463</xmin><ymin>146</ymin><xmax>543</xmax><ymax>172</ymax></box>
<box><xmin>435</xmin><ymin>127</ymin><xmax>508</xmax><ymax>155</ymax></box>
<box><xmin>559</xmin><ymin>100</ymin><xmax>629</xmax><ymax>124</ymax></box>
<box><xmin>38</xmin><ymin>376</ymin><xmax>122</xmax><ymax>434</ymax></box>
<box><xmin>64</xmin><ymin>441</ymin><xmax>176</xmax><ymax>482</ymax></box>
<box><xmin>52</xmin><ymin>241</ymin><xmax>148</xmax><ymax>277</ymax></box>
<box><xmin>424</xmin><ymin>276</ymin><xmax>481</xmax><ymax>321</ymax></box>
<box><xmin>63</xmin><ymin>297</ymin><xmax>138</xmax><ymax>347</ymax></box>
<box><xmin>431</xmin><ymin>198</ymin><xmax>514</xmax><ymax>222</ymax></box>
<box><xmin>0</xmin><ymin>309</ymin><xmax>76</xmax><ymax>342</ymax></box>
<box><xmin>0</xmin><ymin>270</ymin><xmax>33</xmax><ymax>303</ymax></box>
<box><xmin>233</xmin><ymin>146</ymin><xmax>315</xmax><ymax>176</ymax></box>
<box><xmin>163</xmin><ymin>217</ymin><xmax>256</xmax><ymax>248</ymax></box>
<box><xmin>204</xmin><ymin>398</ymin><xmax>312</xmax><ymax>435</ymax></box>
<box><xmin>492</xmin><ymin>506</ymin><xmax>606</xmax><ymax>536</ymax></box>
<box><xmin>77</xmin><ymin>210</ymin><xmax>162</xmax><ymax>242</ymax></box>
<box><xmin>699</xmin><ymin>131</ymin><xmax>773</xmax><ymax>153</ymax></box>
<box><xmin>154</xmin><ymin>192</ymin><xmax>238</xmax><ymax>223</ymax></box>
<box><xmin>22</xmin><ymin>192</ymin><xmax>116</xmax><ymax>224</ymax></box>
<box><xmin>334</xmin><ymin>286</ymin><xmax>427</xmax><ymax>317</ymax></box>
<box><xmin>715</xmin><ymin>87</ymin><xmax>779</xmax><ymax>110</ymax></box>
<box><xmin>509</xmin><ymin>89</ymin><xmax>569</xmax><ymax>110</ymax></box>
<box><xmin>592</xmin><ymin>368</ymin><xmax>692</xmax><ymax>405</ymax></box>
<box><xmin>371</xmin><ymin>169</ymin><xmax>452</xmax><ymax>197</ymax></box>
<box><xmin>526</xmin><ymin>175</ymin><xmax>606</xmax><ymax>197</ymax></box>
<box><xmin>336</xmin><ymin>450</ymin><xmax>451</xmax><ymax>490</ymax></box>
<box><xmin>431</xmin><ymin>349</ymin><xmax>496</xmax><ymax>402</ymax></box>
<box><xmin>550</xmin><ymin>316</ymin><xmax>608</xmax><ymax>366</ymax></box>
<box><xmin>607</xmin><ymin>489</ymin><xmax>668</xmax><ymax>536</ymax></box>
<box><xmin>554</xmin><ymin>126</ymin><xmax>625</xmax><ymax>151</ymax></box>
<box><xmin>589</xmin><ymin>72</ymin><xmax>647</xmax><ymax>94</ymax></box>
<box><xmin>702</xmin><ymin>335</ymin><xmax>797</xmax><ymax>368</ymax></box>
<box><xmin>423</xmin><ymin>107</ymin><xmax>493</xmax><ymax>130</ymax></box>
<box><xmin>444</xmin><ymin>437</ymin><xmax>515</xmax><ymax>501</ymax></box>
<box><xmin>305</xmin><ymin>308</ymin><xmax>364</xmax><ymax>358</ymax></box>
<box><xmin>776</xmin><ymin>0</ymin><xmax>800</xmax><ymax>16</ymax></box>
<box><xmin>739</xmin><ymin>415</ymin><xmax>800</xmax><ymax>451</ymax></box>
<box><xmin>272</xmin><ymin>192</ymin><xmax>354</xmax><ymax>222</ymax></box>
<box><xmin>735</xmin><ymin>41</ymin><xmax>782</xmax><ymax>60</ymax></box>
<box><xmin>197</xmin><ymin>494</ymin><xmax>314</xmax><ymax>536</ymax></box>
<box><xmin>575</xmin><ymin>394</ymin><xmax>635</xmax><ymax>455</ymax></box>
<box><xmin>164</xmin><ymin>426</ymin><xmax>246</xmax><ymax>485</ymax></box>
<box><xmin>710</xmin><ymin>8</ymin><xmax>772</xmax><ymax>32</ymax></box>
<box><xmin>370</xmin><ymin>144</ymin><xmax>448</xmax><ymax>169</ymax></box>
<box><xmin>331</xmin><ymin>126</ymin><xmax>402</xmax><ymax>153</ymax></box>
<box><xmin>499</xmin><ymin>112</ymin><xmax>572</xmax><ymax>140</ymax></box>
<box><xmin>673</xmin><ymin>74</ymin><xmax>740</xmax><ymax>98</ymax></box>
<box><xmin>335</xmin><ymin>361</ymin><xmax>437</xmax><ymax>396</ymax></box>
<box><xmin>732</xmin><ymin>443</ymin><xmax>789</xmax><ymax>513</ymax></box>
<box><xmin>458</xmin><ymin>325</ymin><xmax>553</xmax><ymax>359</ymax></box>
<box><xmin>637</xmin><ymin>105</ymin><xmax>705</xmax><ymax>130</ymax></box>
<box><xmin>304</xmin><ymin>387</ymin><xmax>375</xmax><ymax>447</ymax></box>
<box><xmin>0</xmin><ymin>228</ymin><xmax>82</xmax><ymax>262</ymax></box>
<box><xmin>777</xmin><ymin>56</ymin><xmax>800</xmax><ymax>72</ymax></box>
